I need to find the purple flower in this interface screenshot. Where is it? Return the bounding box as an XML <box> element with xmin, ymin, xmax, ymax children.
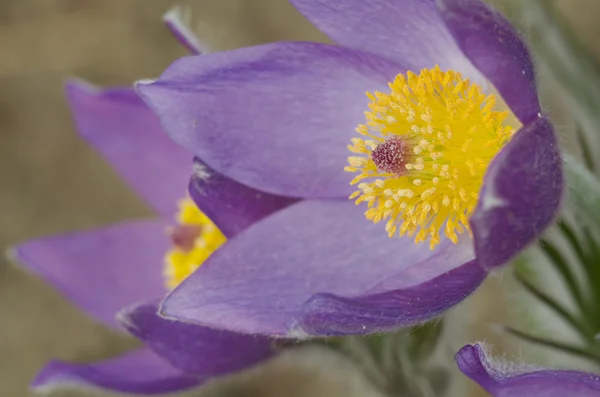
<box><xmin>137</xmin><ymin>0</ymin><xmax>563</xmax><ymax>338</ymax></box>
<box><xmin>12</xmin><ymin>82</ymin><xmax>277</xmax><ymax>395</ymax></box>
<box><xmin>457</xmin><ymin>344</ymin><xmax>600</xmax><ymax>396</ymax></box>
<box><xmin>11</xmin><ymin>17</ymin><xmax>282</xmax><ymax>393</ymax></box>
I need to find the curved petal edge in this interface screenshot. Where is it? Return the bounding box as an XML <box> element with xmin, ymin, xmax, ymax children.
<box><xmin>438</xmin><ymin>0</ymin><xmax>541</xmax><ymax>123</ymax></box>
<box><xmin>118</xmin><ymin>301</ymin><xmax>275</xmax><ymax>376</ymax></box>
<box><xmin>189</xmin><ymin>158</ymin><xmax>297</xmax><ymax>238</ymax></box>
<box><xmin>456</xmin><ymin>344</ymin><xmax>600</xmax><ymax>396</ymax></box>
<box><xmin>10</xmin><ymin>220</ymin><xmax>169</xmax><ymax>329</ymax></box>
<box><xmin>298</xmin><ymin>260</ymin><xmax>486</xmax><ymax>336</ymax></box>
<box><xmin>471</xmin><ymin>116</ymin><xmax>563</xmax><ymax>269</ymax></box>
<box><xmin>31</xmin><ymin>349</ymin><xmax>200</xmax><ymax>395</ymax></box>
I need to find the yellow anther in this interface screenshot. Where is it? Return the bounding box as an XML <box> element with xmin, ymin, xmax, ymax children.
<box><xmin>421</xmin><ymin>188</ymin><xmax>436</xmax><ymax>199</ymax></box>
<box><xmin>348</xmin><ymin>156</ymin><xmax>367</xmax><ymax>167</ymax></box>
<box><xmin>346</xmin><ymin>66</ymin><xmax>518</xmax><ymax>249</ymax></box>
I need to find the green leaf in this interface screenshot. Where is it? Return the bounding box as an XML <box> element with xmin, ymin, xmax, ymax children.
<box><xmin>538</xmin><ymin>238</ymin><xmax>587</xmax><ymax>314</ymax></box>
<box><xmin>564</xmin><ymin>154</ymin><xmax>600</xmax><ymax>231</ymax></box>
<box><xmin>560</xmin><ymin>157</ymin><xmax>600</xmax><ymax>328</ymax></box>
<box><xmin>514</xmin><ymin>270</ymin><xmax>593</xmax><ymax>340</ymax></box>
<box><xmin>505</xmin><ymin>327</ymin><xmax>600</xmax><ymax>365</ymax></box>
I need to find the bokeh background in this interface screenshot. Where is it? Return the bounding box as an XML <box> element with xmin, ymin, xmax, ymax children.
<box><xmin>1</xmin><ymin>0</ymin><xmax>599</xmax><ymax>396</ymax></box>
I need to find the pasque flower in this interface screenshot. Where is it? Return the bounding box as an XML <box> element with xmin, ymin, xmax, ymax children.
<box><xmin>10</xmin><ymin>15</ymin><xmax>280</xmax><ymax>395</ymax></box>
<box><xmin>137</xmin><ymin>0</ymin><xmax>563</xmax><ymax>337</ymax></box>
<box><xmin>457</xmin><ymin>344</ymin><xmax>600</xmax><ymax>396</ymax></box>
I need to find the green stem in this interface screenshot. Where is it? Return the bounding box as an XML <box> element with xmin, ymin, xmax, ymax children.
<box><xmin>515</xmin><ymin>270</ymin><xmax>594</xmax><ymax>341</ymax></box>
<box><xmin>506</xmin><ymin>327</ymin><xmax>600</xmax><ymax>364</ymax></box>
<box><xmin>576</xmin><ymin>125</ymin><xmax>595</xmax><ymax>172</ymax></box>
<box><xmin>557</xmin><ymin>220</ymin><xmax>588</xmax><ymax>268</ymax></box>
<box><xmin>537</xmin><ymin>240</ymin><xmax>589</xmax><ymax>322</ymax></box>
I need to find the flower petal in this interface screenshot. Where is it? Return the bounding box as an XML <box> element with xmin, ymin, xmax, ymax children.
<box><xmin>289</xmin><ymin>0</ymin><xmax>482</xmax><ymax>79</ymax></box>
<box><xmin>11</xmin><ymin>220</ymin><xmax>168</xmax><ymax>329</ymax></box>
<box><xmin>161</xmin><ymin>200</ymin><xmax>479</xmax><ymax>336</ymax></box>
<box><xmin>137</xmin><ymin>41</ymin><xmax>402</xmax><ymax>198</ymax></box>
<box><xmin>119</xmin><ymin>302</ymin><xmax>274</xmax><ymax>375</ymax></box>
<box><xmin>32</xmin><ymin>348</ymin><xmax>200</xmax><ymax>395</ymax></box>
<box><xmin>163</xmin><ymin>6</ymin><xmax>205</xmax><ymax>55</ymax></box>
<box><xmin>438</xmin><ymin>0</ymin><xmax>541</xmax><ymax>124</ymax></box>
<box><xmin>456</xmin><ymin>344</ymin><xmax>600</xmax><ymax>397</ymax></box>
<box><xmin>66</xmin><ymin>80</ymin><xmax>192</xmax><ymax>217</ymax></box>
<box><xmin>471</xmin><ymin>116</ymin><xmax>563</xmax><ymax>269</ymax></box>
<box><xmin>189</xmin><ymin>158</ymin><xmax>297</xmax><ymax>238</ymax></box>
<box><xmin>299</xmin><ymin>260</ymin><xmax>485</xmax><ymax>336</ymax></box>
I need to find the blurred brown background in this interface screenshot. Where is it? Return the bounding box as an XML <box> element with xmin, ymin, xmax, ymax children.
<box><xmin>0</xmin><ymin>0</ymin><xmax>599</xmax><ymax>396</ymax></box>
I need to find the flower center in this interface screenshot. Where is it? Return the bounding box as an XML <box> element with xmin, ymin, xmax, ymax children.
<box><xmin>164</xmin><ymin>197</ymin><xmax>226</xmax><ymax>289</ymax></box>
<box><xmin>169</xmin><ymin>224</ymin><xmax>203</xmax><ymax>251</ymax></box>
<box><xmin>346</xmin><ymin>66</ymin><xmax>517</xmax><ymax>249</ymax></box>
<box><xmin>371</xmin><ymin>136</ymin><xmax>410</xmax><ymax>174</ymax></box>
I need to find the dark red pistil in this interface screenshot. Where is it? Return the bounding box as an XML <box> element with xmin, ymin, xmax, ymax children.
<box><xmin>168</xmin><ymin>225</ymin><xmax>202</xmax><ymax>251</ymax></box>
<box><xmin>371</xmin><ymin>136</ymin><xmax>409</xmax><ymax>174</ymax></box>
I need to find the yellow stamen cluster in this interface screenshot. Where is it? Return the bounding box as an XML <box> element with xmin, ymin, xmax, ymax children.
<box><xmin>346</xmin><ymin>66</ymin><xmax>517</xmax><ymax>249</ymax></box>
<box><xmin>164</xmin><ymin>197</ymin><xmax>226</xmax><ymax>289</ymax></box>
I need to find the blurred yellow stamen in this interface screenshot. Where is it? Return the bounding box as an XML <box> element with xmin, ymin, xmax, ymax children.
<box><xmin>346</xmin><ymin>66</ymin><xmax>518</xmax><ymax>249</ymax></box>
<box><xmin>164</xmin><ymin>197</ymin><xmax>226</xmax><ymax>289</ymax></box>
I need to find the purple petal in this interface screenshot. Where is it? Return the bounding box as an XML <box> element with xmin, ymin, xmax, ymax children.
<box><xmin>119</xmin><ymin>302</ymin><xmax>274</xmax><ymax>375</ymax></box>
<box><xmin>471</xmin><ymin>116</ymin><xmax>563</xmax><ymax>269</ymax></box>
<box><xmin>438</xmin><ymin>0</ymin><xmax>541</xmax><ymax>124</ymax></box>
<box><xmin>163</xmin><ymin>7</ymin><xmax>204</xmax><ymax>55</ymax></box>
<box><xmin>289</xmin><ymin>0</ymin><xmax>483</xmax><ymax>80</ymax></box>
<box><xmin>32</xmin><ymin>348</ymin><xmax>200</xmax><ymax>395</ymax></box>
<box><xmin>137</xmin><ymin>41</ymin><xmax>402</xmax><ymax>199</ymax></box>
<box><xmin>456</xmin><ymin>344</ymin><xmax>600</xmax><ymax>397</ymax></box>
<box><xmin>12</xmin><ymin>220</ymin><xmax>168</xmax><ymax>329</ymax></box>
<box><xmin>161</xmin><ymin>200</ymin><xmax>480</xmax><ymax>336</ymax></box>
<box><xmin>66</xmin><ymin>80</ymin><xmax>192</xmax><ymax>217</ymax></box>
<box><xmin>189</xmin><ymin>158</ymin><xmax>297</xmax><ymax>238</ymax></box>
<box><xmin>299</xmin><ymin>260</ymin><xmax>485</xmax><ymax>336</ymax></box>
